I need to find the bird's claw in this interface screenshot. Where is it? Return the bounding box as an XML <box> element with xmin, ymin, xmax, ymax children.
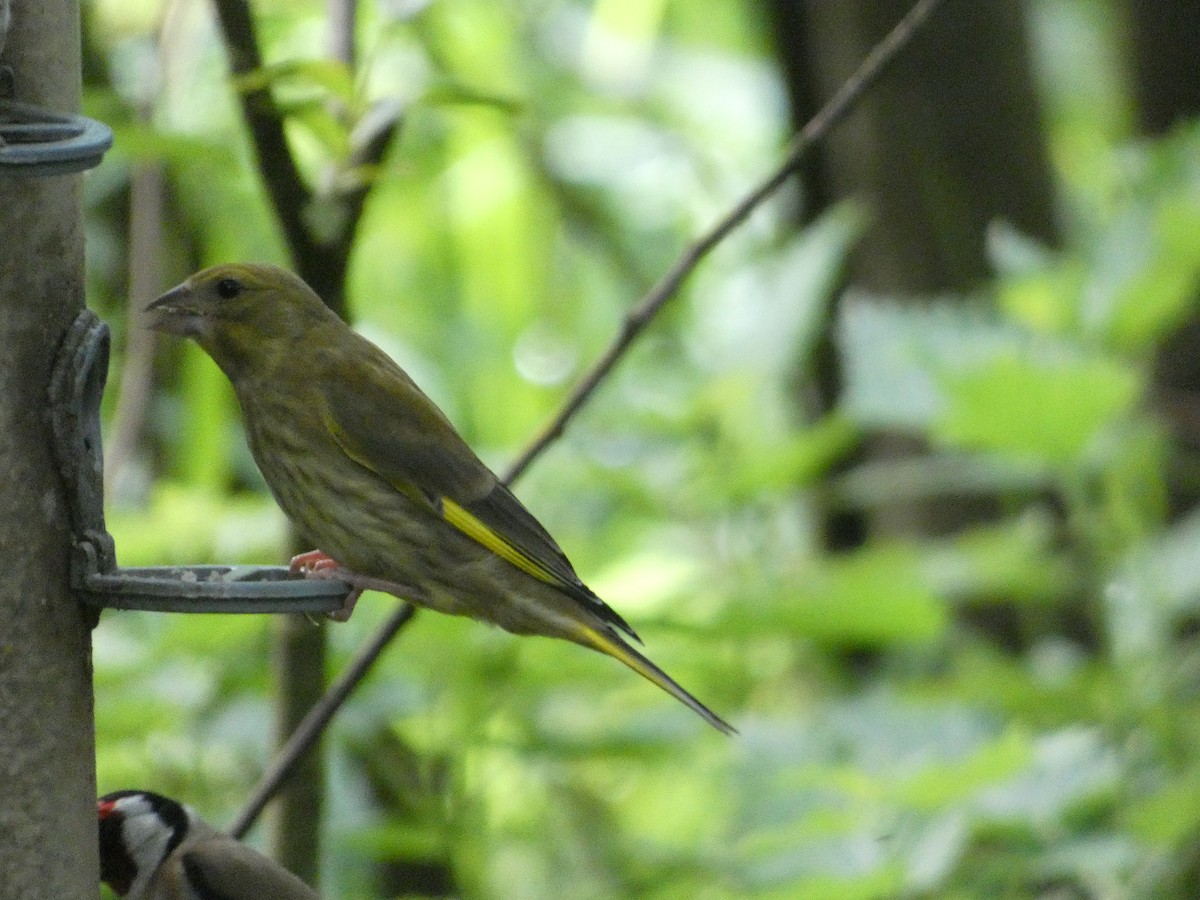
<box><xmin>290</xmin><ymin>549</ymin><xmax>421</xmax><ymax>621</ymax></box>
<box><xmin>328</xmin><ymin>587</ymin><xmax>362</xmax><ymax>622</ymax></box>
<box><xmin>289</xmin><ymin>549</ymin><xmax>359</xmax><ymax>620</ymax></box>
<box><xmin>289</xmin><ymin>548</ymin><xmax>339</xmax><ymax>575</ymax></box>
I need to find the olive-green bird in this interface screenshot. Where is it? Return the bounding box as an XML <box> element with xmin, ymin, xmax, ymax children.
<box><xmin>147</xmin><ymin>263</ymin><xmax>734</xmax><ymax>734</ymax></box>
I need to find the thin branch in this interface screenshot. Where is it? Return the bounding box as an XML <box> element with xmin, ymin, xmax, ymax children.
<box><xmin>231</xmin><ymin>603</ymin><xmax>418</xmax><ymax>840</ymax></box>
<box><xmin>230</xmin><ymin>0</ymin><xmax>949</xmax><ymax>838</ymax></box>
<box><xmin>210</xmin><ymin>0</ymin><xmax>402</xmax><ymax>313</ymax></box>
<box><xmin>105</xmin><ymin>158</ymin><xmax>164</xmax><ymax>494</ymax></box>
<box><xmin>504</xmin><ymin>0</ymin><xmax>947</xmax><ymax>483</ymax></box>
<box><xmin>106</xmin><ymin>6</ymin><xmax>177</xmax><ymax>494</ymax></box>
<box><xmin>209</xmin><ymin>0</ymin><xmax>318</xmax><ymax>267</ymax></box>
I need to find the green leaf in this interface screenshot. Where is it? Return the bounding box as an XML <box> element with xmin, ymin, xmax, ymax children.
<box><xmin>419</xmin><ymin>79</ymin><xmax>524</xmax><ymax>113</ymax></box>
<box><xmin>933</xmin><ymin>352</ymin><xmax>1139</xmax><ymax>463</ymax></box>
<box><xmin>720</xmin><ymin>413</ymin><xmax>860</xmax><ymax>502</ymax></box>
<box><xmin>895</xmin><ymin>729</ymin><xmax>1032</xmax><ymax>810</ymax></box>
<box><xmin>996</xmin><ymin>261</ymin><xmax>1086</xmax><ymax>337</ymax></box>
<box><xmin>837</xmin><ymin>295</ymin><xmax>1025</xmax><ymax>430</ymax></box>
<box><xmin>728</xmin><ymin>545</ymin><xmax>948</xmax><ymax>645</ymax></box>
<box><xmin>1105</xmin><ymin>198</ymin><xmax>1200</xmax><ymax>352</ymax></box>
<box><xmin>278</xmin><ymin>99</ymin><xmax>352</xmax><ymax>160</ymax></box>
<box><xmin>973</xmin><ymin>728</ymin><xmax>1119</xmax><ymax>823</ymax></box>
<box><xmin>1113</xmin><ymin>506</ymin><xmax>1200</xmax><ymax>617</ymax></box>
<box><xmin>1124</xmin><ymin>769</ymin><xmax>1200</xmax><ymax>845</ymax></box>
<box><xmin>234</xmin><ymin>59</ymin><xmax>356</xmax><ymax>105</ymax></box>
<box><xmin>921</xmin><ymin>515</ymin><xmax>1076</xmax><ymax>605</ymax></box>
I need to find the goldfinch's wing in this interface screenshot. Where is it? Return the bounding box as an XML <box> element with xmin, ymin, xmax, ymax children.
<box><xmin>175</xmin><ymin>838</ymin><xmax>317</xmax><ymax>900</ymax></box>
<box><xmin>321</xmin><ymin>342</ymin><xmax>638</xmax><ymax>639</ymax></box>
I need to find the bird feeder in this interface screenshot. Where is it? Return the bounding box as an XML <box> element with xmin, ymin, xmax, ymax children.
<box><xmin>0</xmin><ymin>67</ymin><xmax>113</xmax><ymax>176</ymax></box>
<box><xmin>5</xmin><ymin>51</ymin><xmax>348</xmax><ymax>615</ymax></box>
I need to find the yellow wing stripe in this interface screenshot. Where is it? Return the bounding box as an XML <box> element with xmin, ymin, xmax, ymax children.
<box><xmin>441</xmin><ymin>498</ymin><xmax>560</xmax><ymax>586</ymax></box>
<box><xmin>576</xmin><ymin>623</ymin><xmax>664</xmax><ymax>689</ymax></box>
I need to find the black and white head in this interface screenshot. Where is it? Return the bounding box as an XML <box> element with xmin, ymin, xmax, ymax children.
<box><xmin>97</xmin><ymin>789</ymin><xmax>318</xmax><ymax>900</ymax></box>
<box><xmin>98</xmin><ymin>790</ymin><xmax>194</xmax><ymax>898</ymax></box>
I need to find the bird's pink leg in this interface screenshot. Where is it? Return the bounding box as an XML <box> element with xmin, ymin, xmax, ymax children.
<box><xmin>289</xmin><ymin>549</ymin><xmax>425</xmax><ymax>622</ymax></box>
<box><xmin>289</xmin><ymin>549</ymin><xmax>362</xmax><ymax>621</ymax></box>
<box><xmin>289</xmin><ymin>549</ymin><xmax>339</xmax><ymax>574</ymax></box>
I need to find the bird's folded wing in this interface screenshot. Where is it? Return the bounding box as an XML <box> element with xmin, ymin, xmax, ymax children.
<box><xmin>180</xmin><ymin>841</ymin><xmax>317</xmax><ymax>900</ymax></box>
<box><xmin>320</xmin><ymin>359</ymin><xmax>589</xmax><ymax>594</ymax></box>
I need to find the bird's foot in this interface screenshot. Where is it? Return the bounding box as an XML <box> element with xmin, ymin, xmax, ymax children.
<box><xmin>328</xmin><ymin>586</ymin><xmax>363</xmax><ymax>622</ymax></box>
<box><xmin>289</xmin><ymin>548</ymin><xmax>339</xmax><ymax>575</ymax></box>
<box><xmin>289</xmin><ymin>549</ymin><xmax>361</xmax><ymax>621</ymax></box>
<box><xmin>289</xmin><ymin>549</ymin><xmax>425</xmax><ymax>622</ymax></box>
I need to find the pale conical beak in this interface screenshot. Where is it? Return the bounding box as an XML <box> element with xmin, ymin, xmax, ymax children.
<box><xmin>144</xmin><ymin>283</ymin><xmax>204</xmax><ymax>337</ymax></box>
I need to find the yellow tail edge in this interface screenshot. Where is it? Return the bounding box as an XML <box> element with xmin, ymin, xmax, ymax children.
<box><xmin>577</xmin><ymin>623</ymin><xmax>737</xmax><ymax>736</ymax></box>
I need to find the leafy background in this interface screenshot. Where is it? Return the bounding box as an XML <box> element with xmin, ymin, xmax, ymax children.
<box><xmin>82</xmin><ymin>0</ymin><xmax>1200</xmax><ymax>897</ymax></box>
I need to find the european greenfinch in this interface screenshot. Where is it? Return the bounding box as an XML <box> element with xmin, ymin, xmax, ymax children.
<box><xmin>146</xmin><ymin>263</ymin><xmax>733</xmax><ymax>734</ymax></box>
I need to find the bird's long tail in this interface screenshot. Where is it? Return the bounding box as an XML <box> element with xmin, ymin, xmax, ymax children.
<box><xmin>573</xmin><ymin>622</ymin><xmax>736</xmax><ymax>735</ymax></box>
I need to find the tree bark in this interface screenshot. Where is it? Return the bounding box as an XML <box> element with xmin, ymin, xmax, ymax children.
<box><xmin>1125</xmin><ymin>0</ymin><xmax>1200</xmax><ymax>135</ymax></box>
<box><xmin>269</xmin><ymin>611</ymin><xmax>326</xmax><ymax>886</ymax></box>
<box><xmin>767</xmin><ymin>0</ymin><xmax>1058</xmax><ymax>546</ymax></box>
<box><xmin>0</xmin><ymin>1</ymin><xmax>99</xmax><ymax>896</ymax></box>
<box><xmin>772</xmin><ymin>0</ymin><xmax>1056</xmax><ymax>294</ymax></box>
<box><xmin>1124</xmin><ymin>0</ymin><xmax>1200</xmax><ymax>518</ymax></box>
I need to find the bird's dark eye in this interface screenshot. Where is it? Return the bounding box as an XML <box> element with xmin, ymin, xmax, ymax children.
<box><xmin>215</xmin><ymin>278</ymin><xmax>242</xmax><ymax>299</ymax></box>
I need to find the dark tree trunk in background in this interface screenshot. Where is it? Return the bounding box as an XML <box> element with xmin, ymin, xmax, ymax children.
<box><xmin>270</xmin><ymin>610</ymin><xmax>326</xmax><ymax>885</ymax></box>
<box><xmin>1124</xmin><ymin>0</ymin><xmax>1200</xmax><ymax>517</ymax></box>
<box><xmin>765</xmin><ymin>1</ymin><xmax>1060</xmax><ymax>653</ymax></box>
<box><xmin>1126</xmin><ymin>1</ymin><xmax>1200</xmax><ymax>135</ymax></box>
<box><xmin>770</xmin><ymin>0</ymin><xmax>1057</xmax><ymax>295</ymax></box>
<box><xmin>766</xmin><ymin>0</ymin><xmax>1058</xmax><ymax>545</ymax></box>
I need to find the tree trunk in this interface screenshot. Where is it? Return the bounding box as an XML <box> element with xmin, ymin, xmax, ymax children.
<box><xmin>765</xmin><ymin>1</ymin><xmax>1060</xmax><ymax>654</ymax></box>
<box><xmin>1126</xmin><ymin>0</ymin><xmax>1200</xmax><ymax>135</ymax></box>
<box><xmin>767</xmin><ymin>0</ymin><xmax>1058</xmax><ymax>545</ymax></box>
<box><xmin>0</xmin><ymin>1</ymin><xmax>99</xmax><ymax>895</ymax></box>
<box><xmin>771</xmin><ymin>0</ymin><xmax>1057</xmax><ymax>294</ymax></box>
<box><xmin>269</xmin><ymin>612</ymin><xmax>326</xmax><ymax>885</ymax></box>
<box><xmin>1124</xmin><ymin>0</ymin><xmax>1200</xmax><ymax>517</ymax></box>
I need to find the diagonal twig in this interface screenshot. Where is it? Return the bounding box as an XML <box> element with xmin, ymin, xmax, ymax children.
<box><xmin>230</xmin><ymin>604</ymin><xmax>418</xmax><ymax>839</ymax></box>
<box><xmin>230</xmin><ymin>0</ymin><xmax>950</xmax><ymax>837</ymax></box>
<box><xmin>504</xmin><ymin>0</ymin><xmax>948</xmax><ymax>483</ymax></box>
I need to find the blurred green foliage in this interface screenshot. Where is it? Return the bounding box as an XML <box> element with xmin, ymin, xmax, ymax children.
<box><xmin>85</xmin><ymin>0</ymin><xmax>1200</xmax><ymax>896</ymax></box>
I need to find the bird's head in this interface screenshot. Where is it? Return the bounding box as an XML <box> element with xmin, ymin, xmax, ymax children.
<box><xmin>98</xmin><ymin>790</ymin><xmax>193</xmax><ymax>898</ymax></box>
<box><xmin>146</xmin><ymin>263</ymin><xmax>336</xmax><ymax>379</ymax></box>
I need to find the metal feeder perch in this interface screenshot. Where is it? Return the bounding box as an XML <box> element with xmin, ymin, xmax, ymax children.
<box><xmin>0</xmin><ymin>84</ymin><xmax>113</xmax><ymax>176</ymax></box>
